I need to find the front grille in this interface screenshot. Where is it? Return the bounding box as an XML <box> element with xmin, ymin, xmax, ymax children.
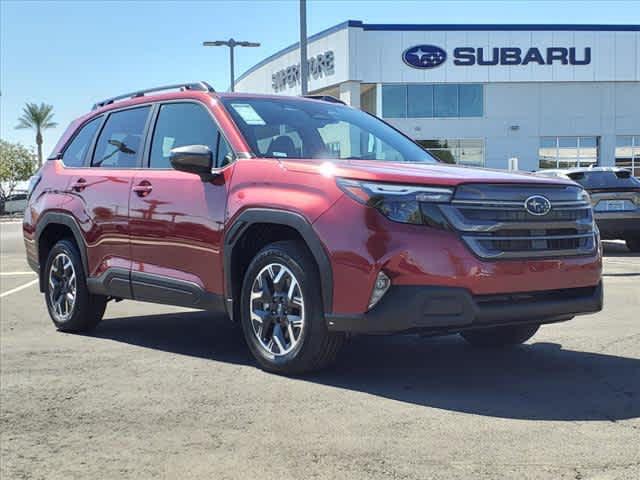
<box><xmin>458</xmin><ymin>207</ymin><xmax>590</xmax><ymax>223</ymax></box>
<box><xmin>438</xmin><ymin>184</ymin><xmax>597</xmax><ymax>260</ymax></box>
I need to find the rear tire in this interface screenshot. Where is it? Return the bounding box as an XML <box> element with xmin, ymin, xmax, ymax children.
<box><xmin>239</xmin><ymin>240</ymin><xmax>345</xmax><ymax>375</ymax></box>
<box><xmin>44</xmin><ymin>239</ymin><xmax>107</xmax><ymax>333</ymax></box>
<box><xmin>625</xmin><ymin>237</ymin><xmax>640</xmax><ymax>252</ymax></box>
<box><xmin>460</xmin><ymin>324</ymin><xmax>539</xmax><ymax>347</ymax></box>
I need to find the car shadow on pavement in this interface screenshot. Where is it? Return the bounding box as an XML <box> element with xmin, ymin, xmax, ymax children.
<box><xmin>91</xmin><ymin>311</ymin><xmax>640</xmax><ymax>422</ymax></box>
<box><xmin>310</xmin><ymin>334</ymin><xmax>640</xmax><ymax>422</ymax></box>
<box><xmin>92</xmin><ymin>311</ymin><xmax>253</xmax><ymax>366</ymax></box>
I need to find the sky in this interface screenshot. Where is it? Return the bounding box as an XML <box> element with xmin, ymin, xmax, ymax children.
<box><xmin>1</xmin><ymin>0</ymin><xmax>639</xmax><ymax>156</ymax></box>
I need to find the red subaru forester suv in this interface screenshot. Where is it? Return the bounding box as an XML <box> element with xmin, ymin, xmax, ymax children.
<box><xmin>24</xmin><ymin>81</ymin><xmax>603</xmax><ymax>374</ymax></box>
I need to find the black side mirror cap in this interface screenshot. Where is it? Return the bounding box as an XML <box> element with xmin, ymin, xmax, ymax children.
<box><xmin>169</xmin><ymin>145</ymin><xmax>217</xmax><ymax>181</ymax></box>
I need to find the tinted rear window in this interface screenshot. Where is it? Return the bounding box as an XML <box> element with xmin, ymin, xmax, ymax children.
<box><xmin>62</xmin><ymin>117</ymin><xmax>102</xmax><ymax>167</ymax></box>
<box><xmin>568</xmin><ymin>170</ymin><xmax>640</xmax><ymax>189</ymax></box>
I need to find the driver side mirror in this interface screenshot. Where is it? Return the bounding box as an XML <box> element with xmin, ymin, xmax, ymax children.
<box><xmin>170</xmin><ymin>145</ymin><xmax>218</xmax><ymax>181</ymax></box>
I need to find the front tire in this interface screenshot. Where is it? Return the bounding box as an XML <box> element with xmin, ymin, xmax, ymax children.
<box><xmin>44</xmin><ymin>239</ymin><xmax>107</xmax><ymax>332</ymax></box>
<box><xmin>460</xmin><ymin>324</ymin><xmax>540</xmax><ymax>347</ymax></box>
<box><xmin>625</xmin><ymin>237</ymin><xmax>640</xmax><ymax>252</ymax></box>
<box><xmin>239</xmin><ymin>240</ymin><xmax>344</xmax><ymax>375</ymax></box>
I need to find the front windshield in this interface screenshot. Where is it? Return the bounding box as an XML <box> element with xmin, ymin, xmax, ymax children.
<box><xmin>221</xmin><ymin>97</ymin><xmax>436</xmax><ymax>163</ymax></box>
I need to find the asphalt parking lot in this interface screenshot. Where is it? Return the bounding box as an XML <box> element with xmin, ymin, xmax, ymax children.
<box><xmin>1</xmin><ymin>221</ymin><xmax>638</xmax><ymax>480</ymax></box>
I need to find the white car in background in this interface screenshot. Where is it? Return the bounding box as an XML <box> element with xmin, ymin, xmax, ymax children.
<box><xmin>1</xmin><ymin>190</ymin><xmax>28</xmax><ymax>215</ymax></box>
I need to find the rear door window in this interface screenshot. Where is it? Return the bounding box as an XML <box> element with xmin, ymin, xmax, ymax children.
<box><xmin>149</xmin><ymin>103</ymin><xmax>218</xmax><ymax>168</ymax></box>
<box><xmin>92</xmin><ymin>107</ymin><xmax>150</xmax><ymax>168</ymax></box>
<box><xmin>62</xmin><ymin>117</ymin><xmax>102</xmax><ymax>167</ymax></box>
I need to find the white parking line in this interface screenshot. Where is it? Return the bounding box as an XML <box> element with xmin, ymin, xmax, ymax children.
<box><xmin>0</xmin><ymin>279</ymin><xmax>39</xmax><ymax>298</ymax></box>
<box><xmin>0</xmin><ymin>272</ymin><xmax>36</xmax><ymax>276</ymax></box>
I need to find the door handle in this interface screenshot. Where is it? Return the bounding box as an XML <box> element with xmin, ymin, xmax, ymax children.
<box><xmin>133</xmin><ymin>181</ymin><xmax>153</xmax><ymax>197</ymax></box>
<box><xmin>71</xmin><ymin>178</ymin><xmax>87</xmax><ymax>191</ymax></box>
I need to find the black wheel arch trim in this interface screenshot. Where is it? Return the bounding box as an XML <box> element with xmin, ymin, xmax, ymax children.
<box><xmin>223</xmin><ymin>208</ymin><xmax>334</xmax><ymax>320</ymax></box>
<box><xmin>34</xmin><ymin>212</ymin><xmax>89</xmax><ymax>292</ymax></box>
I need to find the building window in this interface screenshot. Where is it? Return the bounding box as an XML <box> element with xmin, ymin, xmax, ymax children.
<box><xmin>459</xmin><ymin>84</ymin><xmax>483</xmax><ymax>117</ymax></box>
<box><xmin>326</xmin><ymin>141</ymin><xmax>341</xmax><ymax>157</ymax></box>
<box><xmin>381</xmin><ymin>84</ymin><xmax>483</xmax><ymax>118</ymax></box>
<box><xmin>382</xmin><ymin>85</ymin><xmax>407</xmax><ymax>118</ymax></box>
<box><xmin>538</xmin><ymin>136</ymin><xmax>598</xmax><ymax>169</ymax></box>
<box><xmin>407</xmin><ymin>85</ymin><xmax>433</xmax><ymax>117</ymax></box>
<box><xmin>434</xmin><ymin>85</ymin><xmax>458</xmax><ymax>117</ymax></box>
<box><xmin>418</xmin><ymin>139</ymin><xmax>484</xmax><ymax>167</ymax></box>
<box><xmin>615</xmin><ymin>136</ymin><xmax>640</xmax><ymax>176</ymax></box>
<box><xmin>360</xmin><ymin>84</ymin><xmax>377</xmax><ymax>115</ymax></box>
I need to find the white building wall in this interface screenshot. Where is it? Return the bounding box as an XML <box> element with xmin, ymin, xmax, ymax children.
<box><xmin>235</xmin><ymin>24</ymin><xmax>639</xmax><ymax>94</ymax></box>
<box><xmin>234</xmin><ymin>22</ymin><xmax>640</xmax><ymax>171</ymax></box>
<box><xmin>387</xmin><ymin>81</ymin><xmax>640</xmax><ymax>170</ymax></box>
<box><xmin>234</xmin><ymin>27</ymin><xmax>350</xmax><ymax>95</ymax></box>
<box><xmin>353</xmin><ymin>28</ymin><xmax>640</xmax><ymax>84</ymax></box>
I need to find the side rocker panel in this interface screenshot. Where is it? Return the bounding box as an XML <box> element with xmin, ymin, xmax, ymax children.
<box><xmin>86</xmin><ymin>268</ymin><xmax>225</xmax><ymax>310</ymax></box>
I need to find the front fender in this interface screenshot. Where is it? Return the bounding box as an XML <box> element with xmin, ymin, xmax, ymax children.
<box><xmin>223</xmin><ymin>208</ymin><xmax>334</xmax><ymax>320</ymax></box>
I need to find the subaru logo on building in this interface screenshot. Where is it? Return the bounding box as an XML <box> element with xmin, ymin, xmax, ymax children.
<box><xmin>524</xmin><ymin>195</ymin><xmax>552</xmax><ymax>216</ymax></box>
<box><xmin>403</xmin><ymin>45</ymin><xmax>447</xmax><ymax>69</ymax></box>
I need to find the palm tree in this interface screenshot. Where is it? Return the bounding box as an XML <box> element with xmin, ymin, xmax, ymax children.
<box><xmin>15</xmin><ymin>102</ymin><xmax>58</xmax><ymax>168</ymax></box>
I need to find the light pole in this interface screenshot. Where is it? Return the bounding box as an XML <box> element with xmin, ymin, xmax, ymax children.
<box><xmin>299</xmin><ymin>0</ymin><xmax>308</xmax><ymax>95</ymax></box>
<box><xmin>202</xmin><ymin>39</ymin><xmax>260</xmax><ymax>92</ymax></box>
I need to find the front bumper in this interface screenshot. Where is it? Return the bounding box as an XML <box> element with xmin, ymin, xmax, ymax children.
<box><xmin>326</xmin><ymin>282</ymin><xmax>603</xmax><ymax>334</ymax></box>
<box><xmin>314</xmin><ymin>195</ymin><xmax>602</xmax><ymax>315</ymax></box>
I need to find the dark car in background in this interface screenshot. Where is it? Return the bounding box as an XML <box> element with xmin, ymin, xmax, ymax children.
<box><xmin>536</xmin><ymin>167</ymin><xmax>640</xmax><ymax>252</ymax></box>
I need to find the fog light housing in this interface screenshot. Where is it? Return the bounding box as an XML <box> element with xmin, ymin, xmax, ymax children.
<box><xmin>368</xmin><ymin>271</ymin><xmax>391</xmax><ymax>310</ymax></box>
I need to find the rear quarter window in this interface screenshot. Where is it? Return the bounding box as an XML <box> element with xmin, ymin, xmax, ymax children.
<box><xmin>61</xmin><ymin>117</ymin><xmax>102</xmax><ymax>167</ymax></box>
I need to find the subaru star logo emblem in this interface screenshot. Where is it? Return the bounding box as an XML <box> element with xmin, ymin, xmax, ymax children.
<box><xmin>524</xmin><ymin>195</ymin><xmax>552</xmax><ymax>216</ymax></box>
<box><xmin>403</xmin><ymin>45</ymin><xmax>447</xmax><ymax>69</ymax></box>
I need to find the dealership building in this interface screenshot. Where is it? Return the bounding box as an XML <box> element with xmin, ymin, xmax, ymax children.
<box><xmin>234</xmin><ymin>20</ymin><xmax>640</xmax><ymax>174</ymax></box>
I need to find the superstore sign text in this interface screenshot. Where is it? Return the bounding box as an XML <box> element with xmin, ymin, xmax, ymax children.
<box><xmin>272</xmin><ymin>51</ymin><xmax>335</xmax><ymax>91</ymax></box>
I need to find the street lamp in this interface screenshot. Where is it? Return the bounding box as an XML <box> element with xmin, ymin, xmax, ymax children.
<box><xmin>202</xmin><ymin>38</ymin><xmax>260</xmax><ymax>92</ymax></box>
<box><xmin>299</xmin><ymin>0</ymin><xmax>308</xmax><ymax>95</ymax></box>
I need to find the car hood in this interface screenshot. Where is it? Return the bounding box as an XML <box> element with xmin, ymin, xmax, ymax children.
<box><xmin>282</xmin><ymin>159</ymin><xmax>576</xmax><ymax>187</ymax></box>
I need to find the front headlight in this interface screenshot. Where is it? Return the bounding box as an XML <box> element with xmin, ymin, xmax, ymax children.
<box><xmin>336</xmin><ymin>178</ymin><xmax>453</xmax><ymax>225</ymax></box>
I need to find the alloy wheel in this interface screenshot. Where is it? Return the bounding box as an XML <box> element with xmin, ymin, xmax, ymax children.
<box><xmin>249</xmin><ymin>263</ymin><xmax>305</xmax><ymax>356</ymax></box>
<box><xmin>48</xmin><ymin>252</ymin><xmax>77</xmax><ymax>322</ymax></box>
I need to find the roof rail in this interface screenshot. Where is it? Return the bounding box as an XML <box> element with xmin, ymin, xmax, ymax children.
<box><xmin>303</xmin><ymin>95</ymin><xmax>346</xmax><ymax>105</ymax></box>
<box><xmin>92</xmin><ymin>81</ymin><xmax>215</xmax><ymax>110</ymax></box>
